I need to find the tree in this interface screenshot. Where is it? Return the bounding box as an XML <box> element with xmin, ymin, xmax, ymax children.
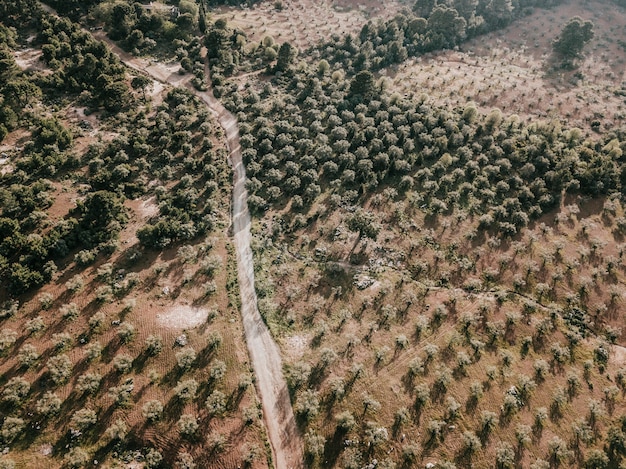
<box><xmin>461</xmin><ymin>431</ymin><xmax>481</xmax><ymax>462</ymax></box>
<box><xmin>274</xmin><ymin>42</ymin><xmax>296</xmax><ymax>73</ymax></box>
<box><xmin>145</xmin><ymin>334</ymin><xmax>163</xmax><ymax>355</ymax></box>
<box><xmin>178</xmin><ymin>414</ymin><xmax>198</xmax><ymax>438</ymax></box>
<box><xmin>553</xmin><ymin>17</ymin><xmax>594</xmax><ymax>65</ymax></box>
<box><xmin>131</xmin><ymin>75</ymin><xmax>152</xmax><ymax>101</ymax></box>
<box><xmin>36</xmin><ymin>391</ymin><xmax>62</xmax><ymax>417</ymax></box>
<box><xmin>349</xmin><ymin>70</ymin><xmax>376</xmax><ymax>100</ymax></box>
<box><xmin>0</xmin><ymin>417</ymin><xmax>24</xmax><ymax>444</ymax></box>
<box><xmin>70</xmin><ymin>408</ymin><xmax>98</xmax><ymax>432</ymax></box>
<box><xmin>2</xmin><ymin>377</ymin><xmax>30</xmax><ymax>405</ymax></box>
<box><xmin>347</xmin><ymin>208</ymin><xmax>381</xmax><ymax>251</ymax></box>
<box><xmin>64</xmin><ymin>447</ymin><xmax>89</xmax><ymax>468</ymax></box>
<box><xmin>174</xmin><ymin>379</ymin><xmax>198</xmax><ymax>402</ymax></box>
<box><xmin>75</xmin><ymin>373</ymin><xmax>100</xmax><ymax>395</ymax></box>
<box><xmin>47</xmin><ymin>354</ymin><xmax>72</xmax><ymax>384</ymax></box>
<box><xmin>495</xmin><ymin>441</ymin><xmax>515</xmax><ymax>469</ymax></box>
<box><xmin>176</xmin><ymin>347</ymin><xmax>196</xmax><ymax>371</ymax></box>
<box><xmin>142</xmin><ymin>400</ymin><xmax>164</xmax><ymax>422</ymax></box>
<box><xmin>426</xmin><ymin>6</ymin><xmax>466</xmax><ymax>50</ymax></box>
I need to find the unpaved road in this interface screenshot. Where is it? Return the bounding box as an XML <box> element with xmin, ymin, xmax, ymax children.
<box><xmin>89</xmin><ymin>31</ymin><xmax>304</xmax><ymax>469</ymax></box>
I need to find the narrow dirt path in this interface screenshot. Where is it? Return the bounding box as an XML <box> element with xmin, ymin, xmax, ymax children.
<box><xmin>88</xmin><ymin>31</ymin><xmax>304</xmax><ymax>469</ymax></box>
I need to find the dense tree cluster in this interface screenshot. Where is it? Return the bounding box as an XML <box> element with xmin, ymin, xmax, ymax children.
<box><xmin>36</xmin><ymin>16</ymin><xmax>129</xmax><ymax>111</ymax></box>
<box><xmin>224</xmin><ymin>68</ymin><xmax>623</xmax><ymax>237</ymax></box>
<box><xmin>315</xmin><ymin>0</ymin><xmax>565</xmax><ymax>74</ymax></box>
<box><xmin>553</xmin><ymin>16</ymin><xmax>595</xmax><ymax>67</ymax></box>
<box><xmin>0</xmin><ymin>8</ymin><xmax>227</xmax><ymax>296</ymax></box>
<box><xmin>93</xmin><ymin>0</ymin><xmax>203</xmax><ymax>53</ymax></box>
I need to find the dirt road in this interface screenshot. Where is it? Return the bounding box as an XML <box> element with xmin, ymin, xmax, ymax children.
<box><xmin>90</xmin><ymin>32</ymin><xmax>304</xmax><ymax>469</ymax></box>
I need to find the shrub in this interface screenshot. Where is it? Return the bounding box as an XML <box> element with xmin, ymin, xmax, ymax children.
<box><xmin>142</xmin><ymin>400</ymin><xmax>164</xmax><ymax>422</ymax></box>
<box><xmin>174</xmin><ymin>379</ymin><xmax>198</xmax><ymax>402</ymax></box>
<box><xmin>0</xmin><ymin>417</ymin><xmax>24</xmax><ymax>444</ymax></box>
<box><xmin>2</xmin><ymin>377</ymin><xmax>30</xmax><ymax>405</ymax></box>
<box><xmin>178</xmin><ymin>414</ymin><xmax>199</xmax><ymax>437</ymax></box>
<box><xmin>70</xmin><ymin>408</ymin><xmax>98</xmax><ymax>432</ymax></box>
<box><xmin>113</xmin><ymin>354</ymin><xmax>134</xmax><ymax>374</ymax></box>
<box><xmin>36</xmin><ymin>391</ymin><xmax>62</xmax><ymax>417</ymax></box>
<box><xmin>47</xmin><ymin>354</ymin><xmax>72</xmax><ymax>384</ymax></box>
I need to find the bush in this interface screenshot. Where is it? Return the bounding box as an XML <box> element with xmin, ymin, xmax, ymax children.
<box><xmin>142</xmin><ymin>400</ymin><xmax>164</xmax><ymax>422</ymax></box>
<box><xmin>0</xmin><ymin>417</ymin><xmax>25</xmax><ymax>444</ymax></box>
<box><xmin>64</xmin><ymin>447</ymin><xmax>89</xmax><ymax>468</ymax></box>
<box><xmin>47</xmin><ymin>354</ymin><xmax>72</xmax><ymax>384</ymax></box>
<box><xmin>113</xmin><ymin>354</ymin><xmax>134</xmax><ymax>374</ymax></box>
<box><xmin>70</xmin><ymin>408</ymin><xmax>98</xmax><ymax>432</ymax></box>
<box><xmin>2</xmin><ymin>377</ymin><xmax>30</xmax><ymax>405</ymax></box>
<box><xmin>36</xmin><ymin>391</ymin><xmax>62</xmax><ymax>417</ymax></box>
<box><xmin>178</xmin><ymin>414</ymin><xmax>199</xmax><ymax>437</ymax></box>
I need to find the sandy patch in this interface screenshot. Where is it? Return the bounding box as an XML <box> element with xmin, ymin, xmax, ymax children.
<box><xmin>156</xmin><ymin>305</ymin><xmax>209</xmax><ymax>329</ymax></box>
<box><xmin>0</xmin><ymin>156</ymin><xmax>12</xmax><ymax>175</ymax></box>
<box><xmin>14</xmin><ymin>48</ymin><xmax>48</xmax><ymax>72</ymax></box>
<box><xmin>138</xmin><ymin>196</ymin><xmax>160</xmax><ymax>219</ymax></box>
<box><xmin>284</xmin><ymin>334</ymin><xmax>307</xmax><ymax>359</ymax></box>
<box><xmin>611</xmin><ymin>345</ymin><xmax>626</xmax><ymax>367</ymax></box>
<box><xmin>40</xmin><ymin>444</ymin><xmax>53</xmax><ymax>456</ymax></box>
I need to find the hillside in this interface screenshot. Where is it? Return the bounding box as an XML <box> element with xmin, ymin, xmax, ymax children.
<box><xmin>3</xmin><ymin>0</ymin><xmax>626</xmax><ymax>468</ymax></box>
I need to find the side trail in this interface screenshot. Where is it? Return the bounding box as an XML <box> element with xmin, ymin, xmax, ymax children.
<box><xmin>91</xmin><ymin>33</ymin><xmax>304</xmax><ymax>469</ymax></box>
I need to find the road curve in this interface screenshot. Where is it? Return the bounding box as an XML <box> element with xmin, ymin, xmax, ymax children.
<box><xmin>88</xmin><ymin>32</ymin><xmax>304</xmax><ymax>469</ymax></box>
<box><xmin>193</xmin><ymin>68</ymin><xmax>305</xmax><ymax>469</ymax></box>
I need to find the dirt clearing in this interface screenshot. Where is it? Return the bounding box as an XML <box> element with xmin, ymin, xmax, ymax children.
<box><xmin>156</xmin><ymin>304</ymin><xmax>210</xmax><ymax>329</ymax></box>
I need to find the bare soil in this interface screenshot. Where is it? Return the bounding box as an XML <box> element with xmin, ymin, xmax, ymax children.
<box><xmin>387</xmin><ymin>0</ymin><xmax>626</xmax><ymax>133</ymax></box>
<box><xmin>156</xmin><ymin>305</ymin><xmax>209</xmax><ymax>329</ymax></box>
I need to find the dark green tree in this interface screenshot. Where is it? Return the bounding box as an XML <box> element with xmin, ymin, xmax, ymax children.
<box><xmin>553</xmin><ymin>17</ymin><xmax>594</xmax><ymax>65</ymax></box>
<box><xmin>274</xmin><ymin>42</ymin><xmax>296</xmax><ymax>73</ymax></box>
<box><xmin>349</xmin><ymin>70</ymin><xmax>376</xmax><ymax>100</ymax></box>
